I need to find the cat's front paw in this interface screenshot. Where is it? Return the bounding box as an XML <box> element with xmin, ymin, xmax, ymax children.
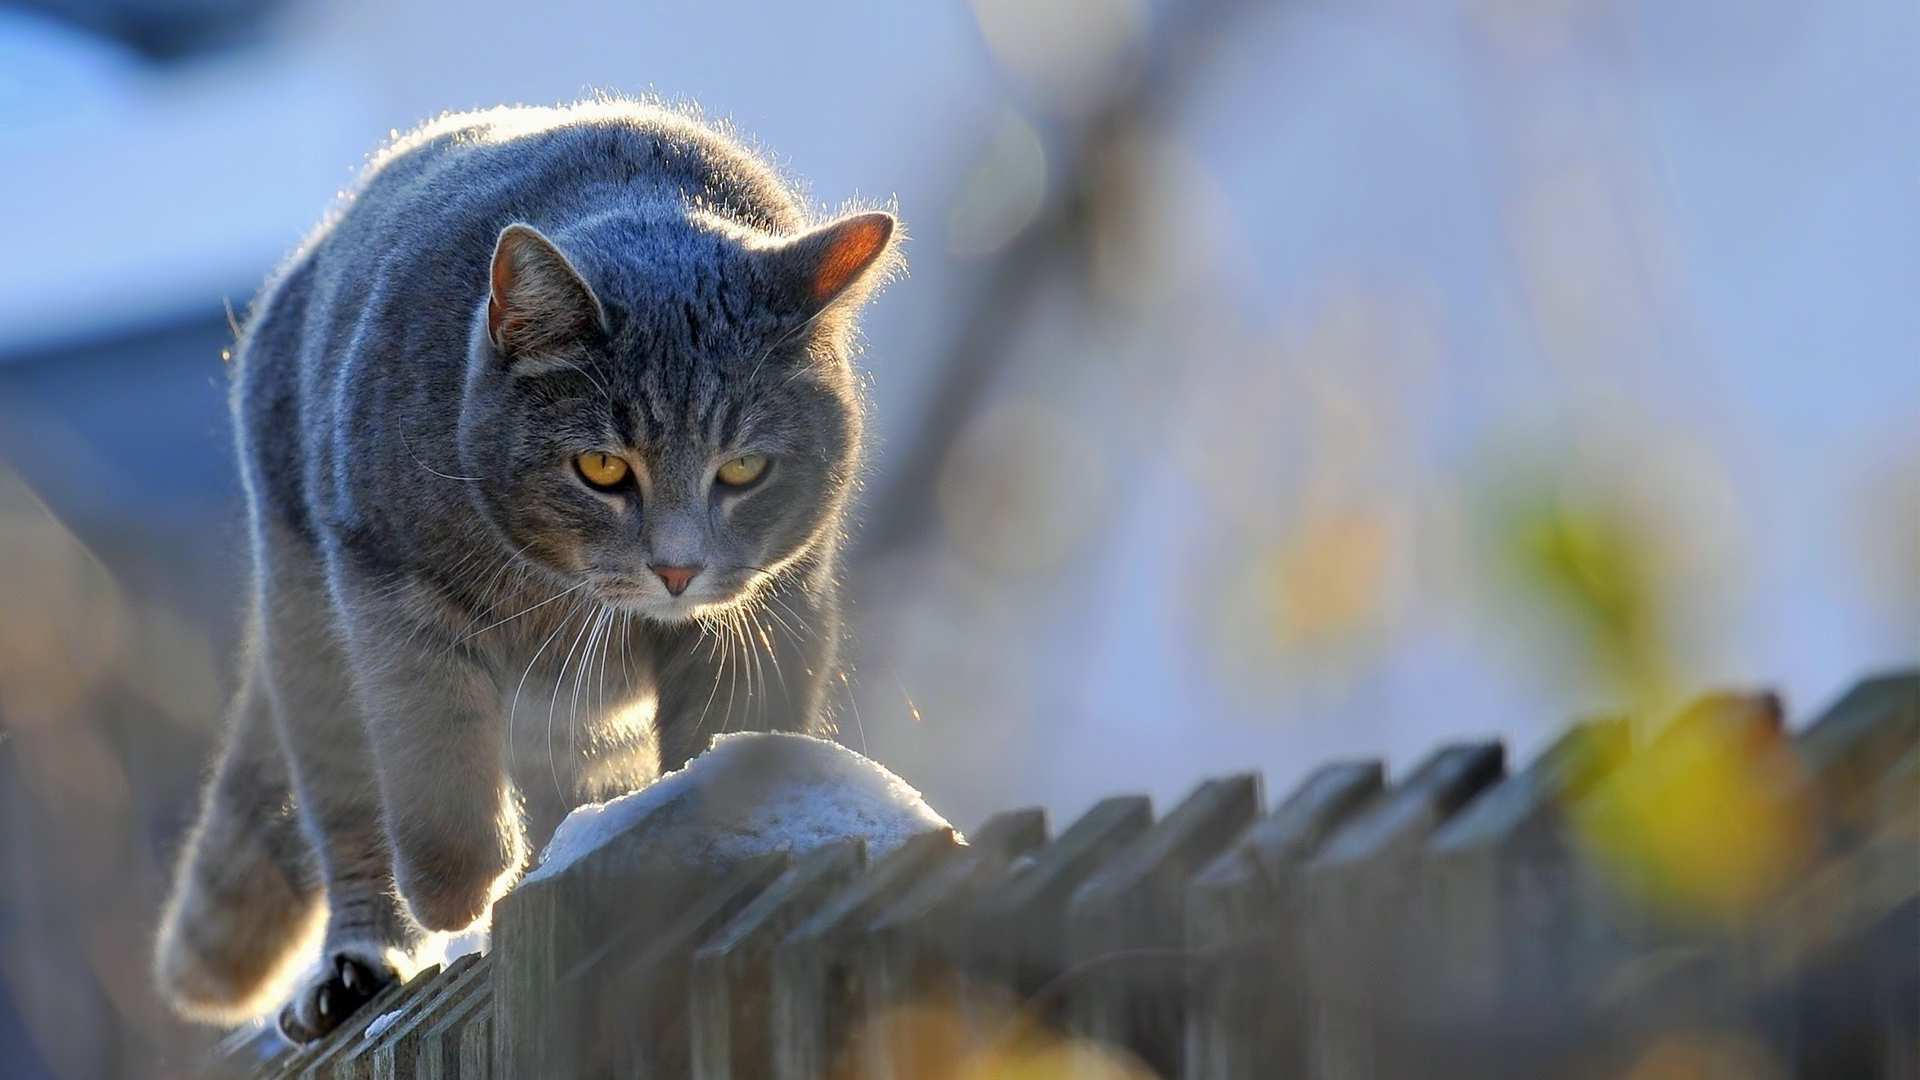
<box><xmin>396</xmin><ymin>860</ymin><xmax>505</xmax><ymax>932</ymax></box>
<box><xmin>275</xmin><ymin>950</ymin><xmax>394</xmax><ymax>1044</ymax></box>
<box><xmin>392</xmin><ymin>825</ymin><xmax>523</xmax><ymax>932</ymax></box>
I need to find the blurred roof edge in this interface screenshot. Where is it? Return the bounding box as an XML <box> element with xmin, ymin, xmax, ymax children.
<box><xmin>5</xmin><ymin>0</ymin><xmax>292</xmax><ymax>63</ymax></box>
<box><xmin>0</xmin><ymin>12</ymin><xmax>377</xmax><ymax>360</ymax></box>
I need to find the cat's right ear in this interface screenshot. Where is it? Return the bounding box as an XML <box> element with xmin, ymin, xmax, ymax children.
<box><xmin>487</xmin><ymin>224</ymin><xmax>605</xmax><ymax>363</ymax></box>
<box><xmin>758</xmin><ymin>211</ymin><xmax>900</xmax><ymax>326</ymax></box>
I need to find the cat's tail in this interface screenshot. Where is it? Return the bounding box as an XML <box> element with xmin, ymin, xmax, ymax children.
<box><xmin>154</xmin><ymin>667</ymin><xmax>324</xmax><ymax>1023</ymax></box>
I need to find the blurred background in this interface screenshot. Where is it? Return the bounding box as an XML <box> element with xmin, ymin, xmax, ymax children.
<box><xmin>0</xmin><ymin>0</ymin><xmax>1914</xmax><ymax>1074</ymax></box>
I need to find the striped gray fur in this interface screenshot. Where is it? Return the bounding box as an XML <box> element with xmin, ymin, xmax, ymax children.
<box><xmin>153</xmin><ymin>99</ymin><xmax>900</xmax><ymax>1044</ymax></box>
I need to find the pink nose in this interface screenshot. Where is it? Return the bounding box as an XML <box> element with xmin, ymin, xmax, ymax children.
<box><xmin>650</xmin><ymin>564</ymin><xmax>701</xmax><ymax>597</ymax></box>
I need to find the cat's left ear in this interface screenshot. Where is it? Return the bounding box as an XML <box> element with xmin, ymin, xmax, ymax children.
<box><xmin>759</xmin><ymin>211</ymin><xmax>899</xmax><ymax>324</ymax></box>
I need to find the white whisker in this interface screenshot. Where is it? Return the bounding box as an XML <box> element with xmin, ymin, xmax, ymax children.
<box><xmin>459</xmin><ymin>579</ymin><xmax>587</xmax><ymax>646</ymax></box>
<box><xmin>840</xmin><ymin>669</ymin><xmax>868</xmax><ymax>755</ymax></box>
<box><xmin>547</xmin><ymin>602</ymin><xmax>599</xmax><ymax>800</ymax></box>
<box><xmin>400</xmin><ymin>428</ymin><xmax>482</xmax><ymax>482</ymax></box>
<box><xmin>510</xmin><ymin>597</ymin><xmax>585</xmax><ymax>761</ymax></box>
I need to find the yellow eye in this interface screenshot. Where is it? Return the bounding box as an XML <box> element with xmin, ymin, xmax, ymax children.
<box><xmin>716</xmin><ymin>454</ymin><xmax>769</xmax><ymax>487</ymax></box>
<box><xmin>574</xmin><ymin>451</ymin><xmax>630</xmax><ymax>489</ymax></box>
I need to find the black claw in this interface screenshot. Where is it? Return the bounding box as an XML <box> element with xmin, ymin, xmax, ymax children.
<box><xmin>276</xmin><ymin>1003</ymin><xmax>307</xmax><ymax>1045</ymax></box>
<box><xmin>275</xmin><ymin>951</ymin><xmax>395</xmax><ymax>1046</ymax></box>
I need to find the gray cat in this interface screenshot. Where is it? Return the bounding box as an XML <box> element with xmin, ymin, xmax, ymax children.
<box><xmin>152</xmin><ymin>99</ymin><xmax>899</xmax><ymax>1043</ymax></box>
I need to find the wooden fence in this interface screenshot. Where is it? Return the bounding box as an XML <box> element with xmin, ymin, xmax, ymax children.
<box><xmin>201</xmin><ymin>671</ymin><xmax>1919</xmax><ymax>1079</ymax></box>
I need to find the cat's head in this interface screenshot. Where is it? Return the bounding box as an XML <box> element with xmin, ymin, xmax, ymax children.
<box><xmin>456</xmin><ymin>209</ymin><xmax>899</xmax><ymax>623</ymax></box>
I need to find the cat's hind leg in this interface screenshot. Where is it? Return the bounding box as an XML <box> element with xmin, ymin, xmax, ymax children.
<box><xmin>154</xmin><ymin>653</ymin><xmax>324</xmax><ymax>1022</ymax></box>
<box><xmin>256</xmin><ymin>533</ymin><xmax>429</xmax><ymax>1043</ymax></box>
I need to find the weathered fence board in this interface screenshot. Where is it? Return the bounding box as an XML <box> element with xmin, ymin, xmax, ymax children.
<box><xmin>507</xmin><ymin>851</ymin><xmax>758</xmax><ymax>1078</ymax></box>
<box><xmin>370</xmin><ymin>954</ymin><xmax>487</xmax><ymax>1080</ymax></box>
<box><xmin>692</xmin><ymin>841</ymin><xmax>869</xmax><ymax>1080</ymax></box>
<box><xmin>960</xmin><ymin>794</ymin><xmax>1153</xmax><ymax>1003</ymax></box>
<box><xmin>1416</xmin><ymin>720</ymin><xmax>1626</xmax><ymax>1080</ymax></box>
<box><xmin>1303</xmin><ymin>741</ymin><xmax>1506</xmax><ymax>1080</ymax></box>
<box><xmin>770</xmin><ymin>828</ymin><xmax>958</xmax><ymax>1080</ymax></box>
<box><xmin>455</xmin><ymin>1007</ymin><xmax>491</xmax><ymax>1080</ymax></box>
<box><xmin>414</xmin><ymin>969</ymin><xmax>491</xmax><ymax>1079</ymax></box>
<box><xmin>1798</xmin><ymin>672</ymin><xmax>1920</xmax><ymax>838</ymax></box>
<box><xmin>1067</xmin><ymin>774</ymin><xmax>1262</xmax><ymax>1078</ymax></box>
<box><xmin>1185</xmin><ymin>760</ymin><xmax>1383</xmax><ymax>1080</ymax></box>
<box><xmin>858</xmin><ymin>808</ymin><xmax>1049</xmax><ymax>1079</ymax></box>
<box><xmin>491</xmin><ymin>792</ymin><xmax>701</xmax><ymax>1076</ymax></box>
<box><xmin>607</xmin><ymin>853</ymin><xmax>791</xmax><ymax>1078</ymax></box>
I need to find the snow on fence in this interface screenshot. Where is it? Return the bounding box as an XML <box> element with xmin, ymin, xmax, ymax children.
<box><xmin>200</xmin><ymin>671</ymin><xmax>1919</xmax><ymax>1079</ymax></box>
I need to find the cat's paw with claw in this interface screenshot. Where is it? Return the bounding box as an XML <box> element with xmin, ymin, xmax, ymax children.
<box><xmin>276</xmin><ymin>951</ymin><xmax>395</xmax><ymax>1044</ymax></box>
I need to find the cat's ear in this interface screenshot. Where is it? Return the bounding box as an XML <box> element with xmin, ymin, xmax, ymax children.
<box><xmin>760</xmin><ymin>211</ymin><xmax>899</xmax><ymax>324</ymax></box>
<box><xmin>487</xmin><ymin>224</ymin><xmax>605</xmax><ymax>361</ymax></box>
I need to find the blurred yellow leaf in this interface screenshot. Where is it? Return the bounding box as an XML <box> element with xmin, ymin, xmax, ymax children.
<box><xmin>1488</xmin><ymin>474</ymin><xmax>1678</xmax><ymax>713</ymax></box>
<box><xmin>1573</xmin><ymin>704</ymin><xmax>1816</xmax><ymax>926</ymax></box>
